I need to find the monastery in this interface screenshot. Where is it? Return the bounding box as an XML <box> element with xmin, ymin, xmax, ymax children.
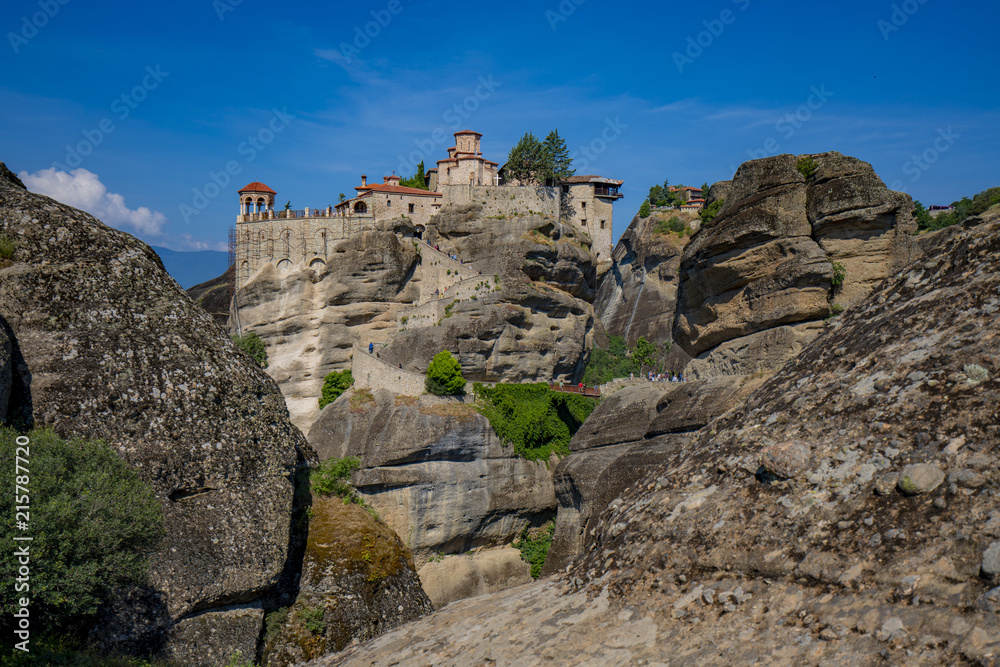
<box><xmin>233</xmin><ymin>130</ymin><xmax>623</xmax><ymax>289</ymax></box>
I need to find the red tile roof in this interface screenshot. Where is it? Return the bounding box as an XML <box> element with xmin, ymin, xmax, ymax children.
<box><xmin>238</xmin><ymin>181</ymin><xmax>276</xmax><ymax>194</ymax></box>
<box><xmin>358</xmin><ymin>183</ymin><xmax>442</xmax><ymax>196</ymax></box>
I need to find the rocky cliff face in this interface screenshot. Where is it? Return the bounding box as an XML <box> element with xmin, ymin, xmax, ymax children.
<box><xmin>0</xmin><ymin>162</ymin><xmax>310</xmax><ymax>659</ymax></box>
<box><xmin>186</xmin><ymin>263</ymin><xmax>235</xmax><ymax>327</ymax></box>
<box><xmin>238</xmin><ymin>210</ymin><xmax>599</xmax><ymax>434</ymax></box>
<box><xmin>676</xmin><ymin>152</ymin><xmax>920</xmax><ymax>378</ymax></box>
<box><xmin>593</xmin><ymin>212</ymin><xmax>689</xmax><ymax>348</ymax></box>
<box><xmin>308</xmin><ymin>389</ymin><xmax>556</xmax><ymax>563</ymax></box>
<box><xmin>543</xmin><ymin>376</ymin><xmax>764</xmax><ymax>575</ymax></box>
<box><xmin>307</xmin><ymin>206</ymin><xmax>1000</xmax><ymax>667</ymax></box>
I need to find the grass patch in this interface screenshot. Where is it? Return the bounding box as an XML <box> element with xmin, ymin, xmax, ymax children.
<box><xmin>797</xmin><ymin>156</ymin><xmax>819</xmax><ymax>179</ymax></box>
<box><xmin>418</xmin><ymin>402</ymin><xmax>477</xmax><ymax>420</ymax></box>
<box><xmin>349</xmin><ymin>388</ymin><xmax>375</xmax><ymax>412</ymax></box>
<box><xmin>0</xmin><ymin>234</ymin><xmax>16</xmax><ymax>260</ymax></box>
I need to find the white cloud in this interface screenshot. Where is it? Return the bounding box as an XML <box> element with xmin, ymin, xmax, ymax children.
<box><xmin>18</xmin><ymin>167</ymin><xmax>168</xmax><ymax>237</ymax></box>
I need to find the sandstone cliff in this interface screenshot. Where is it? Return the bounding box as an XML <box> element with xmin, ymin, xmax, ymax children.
<box><xmin>308</xmin><ymin>390</ymin><xmax>556</xmax><ymax>564</ymax></box>
<box><xmin>305</xmin><ymin>207</ymin><xmax>1000</xmax><ymax>667</ymax></box>
<box><xmin>593</xmin><ymin>211</ymin><xmax>689</xmax><ymax>348</ymax></box>
<box><xmin>237</xmin><ymin>210</ymin><xmax>599</xmax><ymax>434</ymax></box>
<box><xmin>0</xmin><ymin>162</ymin><xmax>308</xmax><ymax>659</ymax></box>
<box><xmin>676</xmin><ymin>152</ymin><xmax>920</xmax><ymax>379</ymax></box>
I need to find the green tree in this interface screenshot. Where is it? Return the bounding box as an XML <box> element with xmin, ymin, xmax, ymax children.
<box><xmin>505</xmin><ymin>132</ymin><xmax>547</xmax><ymax>185</ymax></box>
<box><xmin>338</xmin><ymin>193</ymin><xmax>346</xmax><ymax>203</ymax></box>
<box><xmin>700</xmin><ymin>182</ymin><xmax>710</xmax><ymax>195</ymax></box>
<box><xmin>542</xmin><ymin>129</ymin><xmax>575</xmax><ymax>182</ymax></box>
<box><xmin>319</xmin><ymin>369</ymin><xmax>354</xmax><ymax>409</ymax></box>
<box><xmin>232</xmin><ymin>332</ymin><xmax>268</xmax><ymax>368</ymax></box>
<box><xmin>639</xmin><ymin>200</ymin><xmax>651</xmax><ymax>218</ymax></box>
<box><xmin>311</xmin><ymin>456</ymin><xmax>362</xmax><ymax>498</ymax></box>
<box><xmin>400</xmin><ymin>161</ymin><xmax>429</xmax><ymax>190</ymax></box>
<box><xmin>632</xmin><ymin>336</ymin><xmax>657</xmax><ymax>373</ymax></box>
<box><xmin>582</xmin><ymin>335</ymin><xmax>639</xmax><ymax>385</ymax></box>
<box><xmin>426</xmin><ymin>350</ymin><xmax>466</xmax><ymax>395</ymax></box>
<box><xmin>0</xmin><ymin>428</ymin><xmax>164</xmax><ymax>628</ymax></box>
<box><xmin>700</xmin><ymin>198</ymin><xmax>725</xmax><ymax>224</ymax></box>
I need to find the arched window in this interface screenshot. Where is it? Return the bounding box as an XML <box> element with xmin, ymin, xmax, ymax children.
<box><xmin>354</xmin><ymin>201</ymin><xmax>368</xmax><ymax>214</ymax></box>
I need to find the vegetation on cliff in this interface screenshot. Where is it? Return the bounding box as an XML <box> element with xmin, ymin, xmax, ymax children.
<box><xmin>0</xmin><ymin>429</ymin><xmax>164</xmax><ymax>647</ymax></box>
<box><xmin>513</xmin><ymin>521</ymin><xmax>555</xmax><ymax>579</ymax></box>
<box><xmin>581</xmin><ymin>335</ymin><xmax>674</xmax><ymax>385</ymax></box>
<box><xmin>473</xmin><ymin>383</ymin><xmax>595</xmax><ymax>461</ymax></box>
<box><xmin>504</xmin><ymin>130</ymin><xmax>575</xmax><ymax>184</ymax></box>
<box><xmin>425</xmin><ymin>350</ymin><xmax>466</xmax><ymax>395</ymax></box>
<box><xmin>231</xmin><ymin>331</ymin><xmax>268</xmax><ymax>368</ymax></box>
<box><xmin>319</xmin><ymin>369</ymin><xmax>354</xmax><ymax>409</ymax></box>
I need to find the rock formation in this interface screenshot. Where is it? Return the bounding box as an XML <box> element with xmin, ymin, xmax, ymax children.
<box><xmin>543</xmin><ymin>376</ymin><xmax>764</xmax><ymax>575</ymax></box>
<box><xmin>308</xmin><ymin>389</ymin><xmax>556</xmax><ymax>564</ymax></box>
<box><xmin>593</xmin><ymin>212</ymin><xmax>690</xmax><ymax>348</ymax></box>
<box><xmin>305</xmin><ymin>205</ymin><xmax>1000</xmax><ymax>667</ymax></box>
<box><xmin>262</xmin><ymin>497</ymin><xmax>432</xmax><ymax>666</ymax></box>
<box><xmin>186</xmin><ymin>263</ymin><xmax>235</xmax><ymax>327</ymax></box>
<box><xmin>237</xmin><ymin>210</ymin><xmax>599</xmax><ymax>434</ymax></box>
<box><xmin>675</xmin><ymin>152</ymin><xmax>920</xmax><ymax>379</ymax></box>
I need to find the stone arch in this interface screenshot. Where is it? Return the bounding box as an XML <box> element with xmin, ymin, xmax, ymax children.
<box><xmin>309</xmin><ymin>258</ymin><xmax>326</xmax><ymax>271</ymax></box>
<box><xmin>354</xmin><ymin>201</ymin><xmax>368</xmax><ymax>214</ymax></box>
<box><xmin>277</xmin><ymin>259</ymin><xmax>293</xmax><ymax>273</ymax></box>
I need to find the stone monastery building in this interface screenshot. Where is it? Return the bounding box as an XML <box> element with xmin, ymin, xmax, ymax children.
<box><xmin>234</xmin><ymin>130</ymin><xmax>623</xmax><ymax>289</ymax></box>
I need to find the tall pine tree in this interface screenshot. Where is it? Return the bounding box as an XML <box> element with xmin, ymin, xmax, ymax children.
<box><xmin>400</xmin><ymin>161</ymin><xmax>429</xmax><ymax>190</ymax></box>
<box><xmin>543</xmin><ymin>129</ymin><xmax>575</xmax><ymax>183</ymax></box>
<box><xmin>505</xmin><ymin>133</ymin><xmax>547</xmax><ymax>185</ymax></box>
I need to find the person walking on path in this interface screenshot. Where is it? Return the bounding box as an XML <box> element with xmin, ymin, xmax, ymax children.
<box><xmin>368</xmin><ymin>342</ymin><xmax>374</xmax><ymax>354</ymax></box>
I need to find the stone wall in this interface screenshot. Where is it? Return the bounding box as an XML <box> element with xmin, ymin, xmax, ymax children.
<box><xmin>352</xmin><ymin>342</ymin><xmax>428</xmax><ymax>397</ymax></box>
<box><xmin>398</xmin><ymin>275</ymin><xmax>500</xmax><ymax>330</ymax></box>
<box><xmin>441</xmin><ymin>184</ymin><xmax>560</xmax><ymax>219</ymax></box>
<box><xmin>234</xmin><ymin>215</ymin><xmax>376</xmax><ymax>288</ymax></box>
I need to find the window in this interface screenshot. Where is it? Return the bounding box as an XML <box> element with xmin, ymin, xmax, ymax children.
<box><xmin>409</xmin><ymin>203</ymin><xmax>415</xmax><ymax>213</ymax></box>
<box><xmin>581</xmin><ymin>219</ymin><xmax>587</xmax><ymax>226</ymax></box>
<box><xmin>387</xmin><ymin>198</ymin><xmax>392</xmax><ymax>206</ymax></box>
<box><xmin>600</xmin><ymin>220</ymin><xmax>606</xmax><ymax>229</ymax></box>
<box><xmin>582</xmin><ymin>202</ymin><xmax>587</xmax><ymax>210</ymax></box>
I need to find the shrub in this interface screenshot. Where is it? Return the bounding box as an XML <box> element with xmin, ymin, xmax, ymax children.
<box><xmin>965</xmin><ymin>364</ymin><xmax>989</xmax><ymax>385</ymax></box>
<box><xmin>0</xmin><ymin>234</ymin><xmax>16</xmax><ymax>260</ymax></box>
<box><xmin>829</xmin><ymin>303</ymin><xmax>844</xmax><ymax>317</ymax></box>
<box><xmin>797</xmin><ymin>156</ymin><xmax>819</xmax><ymax>179</ymax></box>
<box><xmin>831</xmin><ymin>262</ymin><xmax>847</xmax><ymax>288</ymax></box>
<box><xmin>513</xmin><ymin>521</ymin><xmax>555</xmax><ymax>579</ymax></box>
<box><xmin>669</xmin><ymin>216</ymin><xmax>686</xmax><ymax>233</ymax></box>
<box><xmin>474</xmin><ymin>383</ymin><xmax>595</xmax><ymax>461</ymax></box>
<box><xmin>232</xmin><ymin>331</ymin><xmax>268</xmax><ymax>368</ymax></box>
<box><xmin>0</xmin><ymin>428</ymin><xmax>164</xmax><ymax>629</ymax></box>
<box><xmin>296</xmin><ymin>606</ymin><xmax>327</xmax><ymax>635</ymax></box>
<box><xmin>426</xmin><ymin>350</ymin><xmax>465</xmax><ymax>395</ymax></box>
<box><xmin>311</xmin><ymin>456</ymin><xmax>362</xmax><ymax>498</ymax></box>
<box><xmin>699</xmin><ymin>198</ymin><xmax>724</xmax><ymax>224</ymax></box>
<box><xmin>638</xmin><ymin>200</ymin><xmax>651</xmax><ymax>218</ymax></box>
<box><xmin>319</xmin><ymin>369</ymin><xmax>354</xmax><ymax>409</ymax></box>
<box><xmin>582</xmin><ymin>335</ymin><xmax>639</xmax><ymax>385</ymax></box>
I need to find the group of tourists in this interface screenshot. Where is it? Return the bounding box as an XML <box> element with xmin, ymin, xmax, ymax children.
<box><xmin>630</xmin><ymin>371</ymin><xmax>687</xmax><ymax>383</ymax></box>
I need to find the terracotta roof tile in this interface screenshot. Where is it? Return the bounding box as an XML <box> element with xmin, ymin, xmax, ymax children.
<box><xmin>239</xmin><ymin>181</ymin><xmax>276</xmax><ymax>194</ymax></box>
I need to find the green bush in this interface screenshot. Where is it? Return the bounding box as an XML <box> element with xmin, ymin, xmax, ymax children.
<box><xmin>0</xmin><ymin>234</ymin><xmax>16</xmax><ymax>260</ymax></box>
<box><xmin>296</xmin><ymin>606</ymin><xmax>327</xmax><ymax>635</ymax></box>
<box><xmin>915</xmin><ymin>187</ymin><xmax>1000</xmax><ymax>232</ymax></box>
<box><xmin>829</xmin><ymin>303</ymin><xmax>844</xmax><ymax>317</ymax></box>
<box><xmin>699</xmin><ymin>198</ymin><xmax>724</xmax><ymax>224</ymax></box>
<box><xmin>513</xmin><ymin>521</ymin><xmax>555</xmax><ymax>579</ymax></box>
<box><xmin>311</xmin><ymin>456</ymin><xmax>361</xmax><ymax>498</ymax></box>
<box><xmin>581</xmin><ymin>335</ymin><xmax>639</xmax><ymax>385</ymax></box>
<box><xmin>797</xmin><ymin>156</ymin><xmax>819</xmax><ymax>179</ymax></box>
<box><xmin>319</xmin><ymin>369</ymin><xmax>354</xmax><ymax>409</ymax></box>
<box><xmin>638</xmin><ymin>200</ymin><xmax>651</xmax><ymax>218</ymax></box>
<box><xmin>831</xmin><ymin>262</ymin><xmax>846</xmax><ymax>288</ymax></box>
<box><xmin>426</xmin><ymin>350</ymin><xmax>465</xmax><ymax>395</ymax></box>
<box><xmin>0</xmin><ymin>428</ymin><xmax>164</xmax><ymax>630</ymax></box>
<box><xmin>474</xmin><ymin>383</ymin><xmax>595</xmax><ymax>461</ymax></box>
<box><xmin>231</xmin><ymin>331</ymin><xmax>268</xmax><ymax>368</ymax></box>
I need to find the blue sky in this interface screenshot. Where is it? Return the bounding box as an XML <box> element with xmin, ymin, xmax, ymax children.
<box><xmin>2</xmin><ymin>0</ymin><xmax>998</xmax><ymax>251</ymax></box>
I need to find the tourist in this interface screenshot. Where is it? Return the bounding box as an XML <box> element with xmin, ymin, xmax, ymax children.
<box><xmin>368</xmin><ymin>342</ymin><xmax>374</xmax><ymax>354</ymax></box>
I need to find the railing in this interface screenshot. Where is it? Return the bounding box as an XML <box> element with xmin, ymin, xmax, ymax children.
<box><xmin>548</xmin><ymin>383</ymin><xmax>601</xmax><ymax>398</ymax></box>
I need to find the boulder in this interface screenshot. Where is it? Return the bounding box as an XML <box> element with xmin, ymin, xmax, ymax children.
<box><xmin>308</xmin><ymin>390</ymin><xmax>556</xmax><ymax>562</ymax></box>
<box><xmin>262</xmin><ymin>497</ymin><xmax>432</xmax><ymax>666</ymax></box>
<box><xmin>1</xmin><ymin>161</ymin><xmax>309</xmax><ymax>658</ymax></box>
<box><xmin>186</xmin><ymin>264</ymin><xmax>234</xmax><ymax>327</ymax></box>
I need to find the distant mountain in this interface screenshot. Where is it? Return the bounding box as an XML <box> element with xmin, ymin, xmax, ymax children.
<box><xmin>151</xmin><ymin>246</ymin><xmax>230</xmax><ymax>289</ymax></box>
